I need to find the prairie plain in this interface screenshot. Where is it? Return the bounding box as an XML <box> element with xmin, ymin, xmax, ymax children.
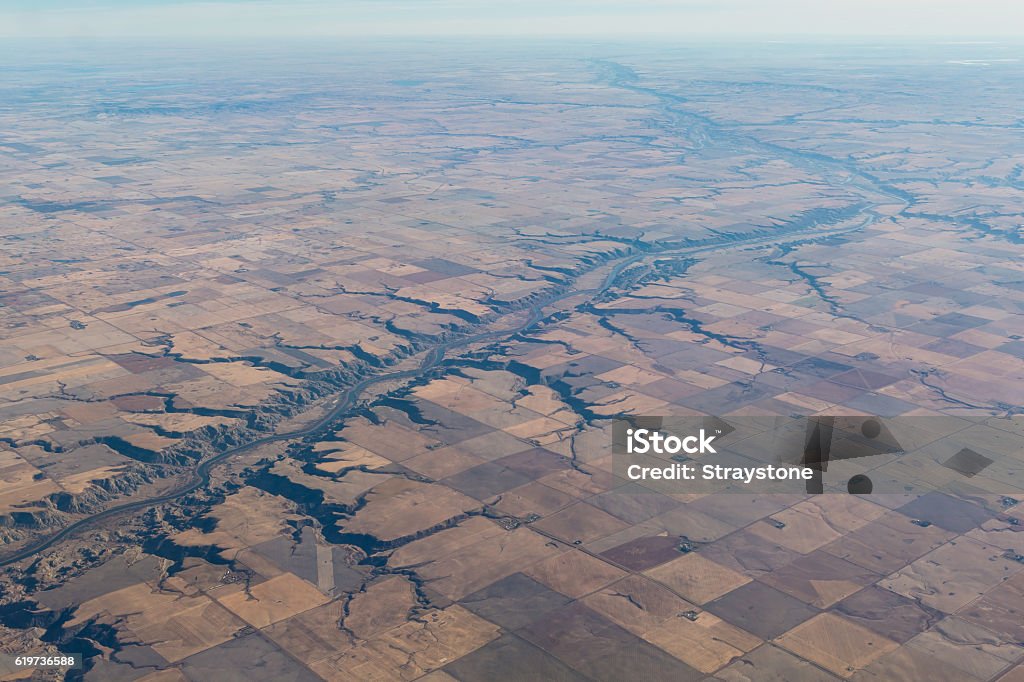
<box><xmin>1</xmin><ymin>41</ymin><xmax>1023</xmax><ymax>681</ymax></box>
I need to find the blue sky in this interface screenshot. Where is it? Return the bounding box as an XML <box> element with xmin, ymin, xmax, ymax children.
<box><xmin>3</xmin><ymin>1</ymin><xmax>1022</xmax><ymax>38</ymax></box>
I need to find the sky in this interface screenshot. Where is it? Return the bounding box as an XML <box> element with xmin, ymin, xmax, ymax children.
<box><xmin>2</xmin><ymin>0</ymin><xmax>1023</xmax><ymax>39</ymax></box>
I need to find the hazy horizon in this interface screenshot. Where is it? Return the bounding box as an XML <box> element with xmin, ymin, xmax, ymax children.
<box><xmin>4</xmin><ymin>0</ymin><xmax>1024</xmax><ymax>40</ymax></box>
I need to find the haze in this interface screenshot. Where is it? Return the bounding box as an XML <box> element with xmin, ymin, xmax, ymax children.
<box><xmin>4</xmin><ymin>0</ymin><xmax>1024</xmax><ymax>39</ymax></box>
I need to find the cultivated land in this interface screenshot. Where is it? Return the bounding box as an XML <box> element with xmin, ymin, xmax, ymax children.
<box><xmin>1</xmin><ymin>41</ymin><xmax>1023</xmax><ymax>681</ymax></box>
